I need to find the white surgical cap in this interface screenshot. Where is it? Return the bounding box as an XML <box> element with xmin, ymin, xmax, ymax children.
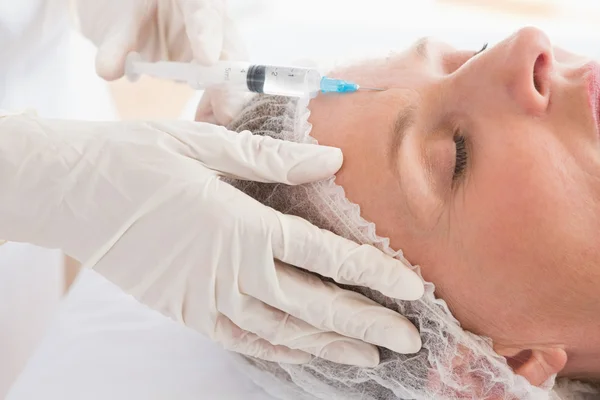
<box><xmin>224</xmin><ymin>94</ymin><xmax>599</xmax><ymax>400</ymax></box>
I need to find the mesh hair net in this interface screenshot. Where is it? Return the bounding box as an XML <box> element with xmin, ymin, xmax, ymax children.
<box><xmin>223</xmin><ymin>94</ymin><xmax>599</xmax><ymax>400</ymax></box>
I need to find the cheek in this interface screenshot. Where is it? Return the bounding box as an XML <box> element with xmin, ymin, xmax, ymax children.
<box><xmin>553</xmin><ymin>47</ymin><xmax>588</xmax><ymax>65</ymax></box>
<box><xmin>467</xmin><ymin>126</ymin><xmax>600</xmax><ymax>257</ymax></box>
<box><xmin>461</xmin><ymin>139</ymin><xmax>571</xmax><ymax>267</ymax></box>
<box><xmin>436</xmin><ymin>132</ymin><xmax>597</xmax><ymax>335</ymax></box>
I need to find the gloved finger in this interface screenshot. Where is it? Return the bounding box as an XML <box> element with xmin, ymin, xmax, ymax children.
<box><xmin>243</xmin><ymin>261</ymin><xmax>422</xmax><ymax>355</ymax></box>
<box><xmin>271</xmin><ymin>212</ymin><xmax>425</xmax><ymax>301</ymax></box>
<box><xmin>178</xmin><ymin>0</ymin><xmax>224</xmax><ymax>65</ymax></box>
<box><xmin>222</xmin><ymin>297</ymin><xmax>380</xmax><ymax>367</ymax></box>
<box><xmin>160</xmin><ymin>123</ymin><xmax>344</xmax><ymax>184</ymax></box>
<box><xmin>194</xmin><ymin>91</ymin><xmax>219</xmax><ymax>124</ymax></box>
<box><xmin>214</xmin><ymin>315</ymin><xmax>311</xmax><ymax>364</ymax></box>
<box><xmin>95</xmin><ymin>24</ymin><xmax>142</xmax><ymax>81</ymax></box>
<box><xmin>194</xmin><ymin>86</ymin><xmax>254</xmax><ymax>126</ymax></box>
<box><xmin>194</xmin><ymin>16</ymin><xmax>250</xmax><ymax>126</ymax></box>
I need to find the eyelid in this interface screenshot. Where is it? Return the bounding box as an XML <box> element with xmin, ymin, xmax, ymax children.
<box><xmin>452</xmin><ymin>133</ymin><xmax>468</xmax><ymax>183</ymax></box>
<box><xmin>447</xmin><ymin>118</ymin><xmax>470</xmax><ymax>187</ymax></box>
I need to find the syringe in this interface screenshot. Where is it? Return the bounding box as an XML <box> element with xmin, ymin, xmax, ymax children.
<box><xmin>125</xmin><ymin>52</ymin><xmax>383</xmax><ymax>97</ymax></box>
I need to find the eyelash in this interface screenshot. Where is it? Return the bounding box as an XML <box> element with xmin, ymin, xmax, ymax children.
<box><xmin>475</xmin><ymin>43</ymin><xmax>488</xmax><ymax>55</ymax></box>
<box><xmin>453</xmin><ymin>134</ymin><xmax>468</xmax><ymax>181</ymax></box>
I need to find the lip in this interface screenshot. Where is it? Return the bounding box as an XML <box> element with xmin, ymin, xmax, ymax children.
<box><xmin>587</xmin><ymin>62</ymin><xmax>600</xmax><ymax>136</ymax></box>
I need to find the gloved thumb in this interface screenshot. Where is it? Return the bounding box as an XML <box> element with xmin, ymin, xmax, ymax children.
<box><xmin>152</xmin><ymin>121</ymin><xmax>344</xmax><ymax>185</ymax></box>
<box><xmin>194</xmin><ymin>16</ymin><xmax>250</xmax><ymax>126</ymax></box>
<box><xmin>195</xmin><ymin>86</ymin><xmax>254</xmax><ymax>126</ymax></box>
<box><xmin>95</xmin><ymin>26</ymin><xmax>140</xmax><ymax>81</ymax></box>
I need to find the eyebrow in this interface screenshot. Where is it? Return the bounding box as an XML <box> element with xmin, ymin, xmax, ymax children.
<box><xmin>414</xmin><ymin>37</ymin><xmax>430</xmax><ymax>60</ymax></box>
<box><xmin>390</xmin><ymin>104</ymin><xmax>417</xmax><ymax>169</ymax></box>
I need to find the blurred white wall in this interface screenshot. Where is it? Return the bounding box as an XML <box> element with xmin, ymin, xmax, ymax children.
<box><xmin>226</xmin><ymin>0</ymin><xmax>600</xmax><ymax>65</ymax></box>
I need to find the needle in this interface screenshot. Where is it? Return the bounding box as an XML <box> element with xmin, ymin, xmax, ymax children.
<box><xmin>358</xmin><ymin>87</ymin><xmax>385</xmax><ymax>91</ymax></box>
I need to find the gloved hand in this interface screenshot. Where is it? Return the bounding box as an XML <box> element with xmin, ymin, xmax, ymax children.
<box><xmin>76</xmin><ymin>0</ymin><xmax>248</xmax><ymax>129</ymax></box>
<box><xmin>0</xmin><ymin>112</ymin><xmax>424</xmax><ymax>367</ymax></box>
<box><xmin>192</xmin><ymin>5</ymin><xmax>256</xmax><ymax>127</ymax></box>
<box><xmin>76</xmin><ymin>0</ymin><xmax>244</xmax><ymax>80</ymax></box>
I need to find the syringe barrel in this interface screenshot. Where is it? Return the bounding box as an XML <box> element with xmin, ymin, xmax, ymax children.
<box><xmin>202</xmin><ymin>63</ymin><xmax>322</xmax><ymax>97</ymax></box>
<box><xmin>259</xmin><ymin>66</ymin><xmax>321</xmax><ymax>97</ymax></box>
<box><xmin>125</xmin><ymin>52</ymin><xmax>322</xmax><ymax>97</ymax></box>
<box><xmin>186</xmin><ymin>61</ymin><xmax>252</xmax><ymax>90</ymax></box>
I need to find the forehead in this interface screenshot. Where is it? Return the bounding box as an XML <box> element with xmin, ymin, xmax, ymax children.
<box><xmin>328</xmin><ymin>37</ymin><xmax>456</xmax><ymax>89</ymax></box>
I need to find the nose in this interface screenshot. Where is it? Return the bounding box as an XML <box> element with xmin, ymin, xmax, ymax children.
<box><xmin>496</xmin><ymin>27</ymin><xmax>554</xmax><ymax>115</ymax></box>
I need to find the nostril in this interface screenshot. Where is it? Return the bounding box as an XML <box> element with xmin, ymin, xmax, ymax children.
<box><xmin>533</xmin><ymin>53</ymin><xmax>550</xmax><ymax>97</ymax></box>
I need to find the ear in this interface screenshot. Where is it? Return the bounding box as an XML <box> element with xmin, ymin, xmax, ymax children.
<box><xmin>494</xmin><ymin>345</ymin><xmax>568</xmax><ymax>387</ymax></box>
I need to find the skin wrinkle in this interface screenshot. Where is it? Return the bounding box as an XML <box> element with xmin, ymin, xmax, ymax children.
<box><xmin>389</xmin><ymin>91</ymin><xmax>424</xmax><ymax>228</ymax></box>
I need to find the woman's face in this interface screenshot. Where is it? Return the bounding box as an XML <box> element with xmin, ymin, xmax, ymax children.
<box><xmin>308</xmin><ymin>27</ymin><xmax>600</xmax><ymax>376</ymax></box>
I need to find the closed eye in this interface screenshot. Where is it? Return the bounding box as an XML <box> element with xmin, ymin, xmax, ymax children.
<box><xmin>453</xmin><ymin>134</ymin><xmax>468</xmax><ymax>182</ymax></box>
<box><xmin>449</xmin><ymin>44</ymin><xmax>485</xmax><ymax>183</ymax></box>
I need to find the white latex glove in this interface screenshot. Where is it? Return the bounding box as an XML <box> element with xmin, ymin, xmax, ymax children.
<box><xmin>192</xmin><ymin>3</ymin><xmax>253</xmax><ymax>127</ymax></box>
<box><xmin>76</xmin><ymin>0</ymin><xmax>249</xmax><ymax>128</ymax></box>
<box><xmin>76</xmin><ymin>0</ymin><xmax>244</xmax><ymax>80</ymax></box>
<box><xmin>0</xmin><ymin>113</ymin><xmax>424</xmax><ymax>367</ymax></box>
